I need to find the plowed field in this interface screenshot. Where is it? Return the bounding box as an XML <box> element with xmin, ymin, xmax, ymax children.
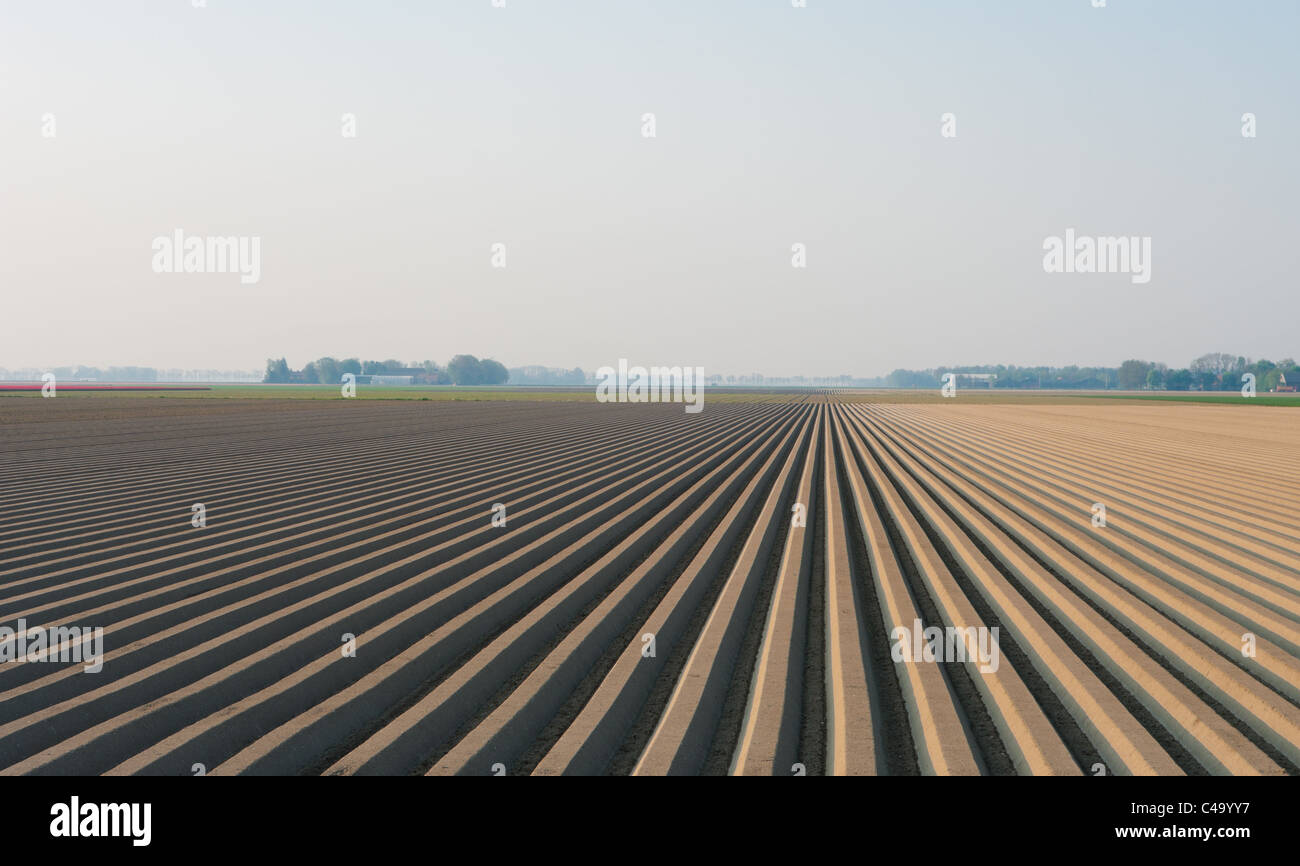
<box><xmin>2</xmin><ymin>395</ymin><xmax>1297</xmax><ymax>775</ymax></box>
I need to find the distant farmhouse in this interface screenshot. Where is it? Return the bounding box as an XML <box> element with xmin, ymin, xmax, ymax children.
<box><xmin>953</xmin><ymin>372</ymin><xmax>996</xmax><ymax>389</ymax></box>
<box><xmin>347</xmin><ymin>367</ymin><xmax>421</xmax><ymax>386</ymax></box>
<box><xmin>359</xmin><ymin>367</ymin><xmax>423</xmax><ymax>386</ymax></box>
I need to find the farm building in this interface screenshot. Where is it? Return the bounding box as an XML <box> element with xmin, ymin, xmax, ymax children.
<box><xmin>953</xmin><ymin>372</ymin><xmax>996</xmax><ymax>388</ymax></box>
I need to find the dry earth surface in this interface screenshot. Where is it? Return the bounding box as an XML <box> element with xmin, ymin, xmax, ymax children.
<box><xmin>1</xmin><ymin>393</ymin><xmax>1297</xmax><ymax>775</ymax></box>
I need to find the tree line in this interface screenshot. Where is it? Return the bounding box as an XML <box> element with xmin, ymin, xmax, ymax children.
<box><xmin>1118</xmin><ymin>354</ymin><xmax>1298</xmax><ymax>392</ymax></box>
<box><xmin>263</xmin><ymin>354</ymin><xmax>509</xmax><ymax>386</ymax></box>
<box><xmin>884</xmin><ymin>353</ymin><xmax>1299</xmax><ymax>391</ymax></box>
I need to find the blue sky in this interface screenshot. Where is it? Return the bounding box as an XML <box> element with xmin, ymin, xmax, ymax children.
<box><xmin>2</xmin><ymin>1</ymin><xmax>1296</xmax><ymax>375</ymax></box>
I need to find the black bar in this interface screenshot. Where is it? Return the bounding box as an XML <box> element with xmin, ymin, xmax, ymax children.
<box><xmin>8</xmin><ymin>777</ymin><xmax>1290</xmax><ymax>853</ymax></box>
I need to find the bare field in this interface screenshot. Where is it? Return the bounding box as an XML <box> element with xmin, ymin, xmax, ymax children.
<box><xmin>1</xmin><ymin>395</ymin><xmax>1297</xmax><ymax>775</ymax></box>
<box><xmin>0</xmin><ymin>386</ymin><xmax>812</xmax><ymax>406</ymax></box>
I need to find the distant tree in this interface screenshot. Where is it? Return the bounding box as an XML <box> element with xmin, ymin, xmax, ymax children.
<box><xmin>506</xmin><ymin>365</ymin><xmax>591</xmax><ymax>386</ymax></box>
<box><xmin>315</xmin><ymin>357</ymin><xmax>341</xmax><ymax>385</ymax></box>
<box><xmin>1279</xmin><ymin>360</ymin><xmax>1300</xmax><ymax>389</ymax></box>
<box><xmin>1166</xmin><ymin>369</ymin><xmax>1193</xmax><ymax>390</ymax></box>
<box><xmin>418</xmin><ymin>360</ymin><xmax>449</xmax><ymax>384</ymax></box>
<box><xmin>995</xmin><ymin>367</ymin><xmax>1035</xmax><ymax>388</ymax></box>
<box><xmin>885</xmin><ymin>368</ymin><xmax>941</xmax><ymax>388</ymax></box>
<box><xmin>1190</xmin><ymin>353</ymin><xmax>1241</xmax><ymax>378</ymax></box>
<box><xmin>1145</xmin><ymin>367</ymin><xmax>1165</xmax><ymax>390</ymax></box>
<box><xmin>363</xmin><ymin>359</ymin><xmax>407</xmax><ymax>375</ymax></box>
<box><xmin>448</xmin><ymin>354</ymin><xmax>484</xmax><ymax>385</ymax></box>
<box><xmin>340</xmin><ymin>358</ymin><xmax>362</xmax><ymax>376</ymax></box>
<box><xmin>1117</xmin><ymin>359</ymin><xmax>1153</xmax><ymax>390</ymax></box>
<box><xmin>301</xmin><ymin>362</ymin><xmax>320</xmax><ymax>384</ymax></box>
<box><xmin>479</xmin><ymin>358</ymin><xmax>509</xmax><ymax>385</ymax></box>
<box><xmin>263</xmin><ymin>357</ymin><xmax>291</xmax><ymax>384</ymax></box>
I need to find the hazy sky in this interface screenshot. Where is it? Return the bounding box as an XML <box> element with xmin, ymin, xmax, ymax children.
<box><xmin>2</xmin><ymin>1</ymin><xmax>1296</xmax><ymax>377</ymax></box>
